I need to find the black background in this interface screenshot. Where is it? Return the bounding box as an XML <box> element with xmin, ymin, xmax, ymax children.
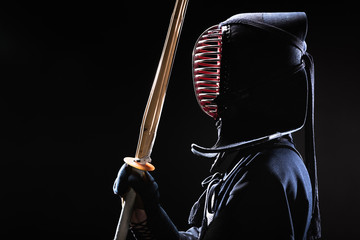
<box><xmin>1</xmin><ymin>1</ymin><xmax>359</xmax><ymax>239</ymax></box>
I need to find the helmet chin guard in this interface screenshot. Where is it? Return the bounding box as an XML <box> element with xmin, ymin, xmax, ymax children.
<box><xmin>192</xmin><ymin>25</ymin><xmax>224</xmax><ymax>119</ymax></box>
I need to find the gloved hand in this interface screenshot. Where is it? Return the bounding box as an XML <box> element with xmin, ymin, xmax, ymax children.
<box><xmin>113</xmin><ymin>163</ymin><xmax>180</xmax><ymax>240</ymax></box>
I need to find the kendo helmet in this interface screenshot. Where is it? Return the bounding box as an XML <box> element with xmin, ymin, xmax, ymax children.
<box><xmin>192</xmin><ymin>12</ymin><xmax>313</xmax><ymax>149</ymax></box>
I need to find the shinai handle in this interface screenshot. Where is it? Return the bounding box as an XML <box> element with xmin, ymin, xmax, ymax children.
<box><xmin>113</xmin><ymin>188</ymin><xmax>136</xmax><ymax>240</ymax></box>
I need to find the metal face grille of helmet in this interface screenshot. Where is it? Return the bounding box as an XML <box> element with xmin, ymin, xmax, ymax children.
<box><xmin>192</xmin><ymin>25</ymin><xmax>224</xmax><ymax>119</ymax></box>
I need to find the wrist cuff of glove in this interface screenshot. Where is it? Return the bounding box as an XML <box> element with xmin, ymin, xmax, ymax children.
<box><xmin>145</xmin><ymin>206</ymin><xmax>180</xmax><ymax>240</ymax></box>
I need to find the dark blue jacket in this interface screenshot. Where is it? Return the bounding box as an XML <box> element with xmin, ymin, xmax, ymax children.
<box><xmin>180</xmin><ymin>136</ymin><xmax>313</xmax><ymax>240</ymax></box>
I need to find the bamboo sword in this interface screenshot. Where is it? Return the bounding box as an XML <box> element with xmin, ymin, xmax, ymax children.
<box><xmin>113</xmin><ymin>0</ymin><xmax>189</xmax><ymax>239</ymax></box>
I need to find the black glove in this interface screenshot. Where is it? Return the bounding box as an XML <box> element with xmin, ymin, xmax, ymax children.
<box><xmin>113</xmin><ymin>163</ymin><xmax>180</xmax><ymax>240</ymax></box>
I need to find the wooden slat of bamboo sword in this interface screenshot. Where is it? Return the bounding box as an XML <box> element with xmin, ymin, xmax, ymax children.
<box><xmin>113</xmin><ymin>0</ymin><xmax>189</xmax><ymax>239</ymax></box>
<box><xmin>124</xmin><ymin>0</ymin><xmax>189</xmax><ymax>171</ymax></box>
